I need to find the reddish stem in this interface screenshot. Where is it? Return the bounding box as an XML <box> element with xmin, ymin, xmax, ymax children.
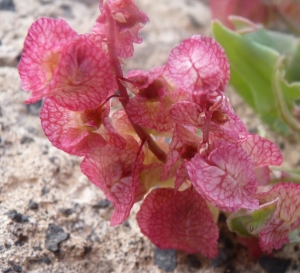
<box><xmin>104</xmin><ymin>3</ymin><xmax>166</xmax><ymax>163</ymax></box>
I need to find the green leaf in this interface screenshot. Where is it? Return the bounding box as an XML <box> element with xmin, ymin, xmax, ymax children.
<box><xmin>227</xmin><ymin>199</ymin><xmax>278</xmax><ymax>237</ymax></box>
<box><xmin>212</xmin><ymin>20</ymin><xmax>300</xmax><ymax>135</ymax></box>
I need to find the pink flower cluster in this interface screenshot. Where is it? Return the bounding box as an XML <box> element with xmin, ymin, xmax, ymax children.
<box><xmin>18</xmin><ymin>0</ymin><xmax>300</xmax><ymax>258</ymax></box>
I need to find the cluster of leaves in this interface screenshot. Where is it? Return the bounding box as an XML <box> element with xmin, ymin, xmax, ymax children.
<box><xmin>18</xmin><ymin>0</ymin><xmax>300</xmax><ymax>258</ymax></box>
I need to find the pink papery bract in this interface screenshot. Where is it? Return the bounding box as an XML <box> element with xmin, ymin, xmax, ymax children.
<box><xmin>255</xmin><ymin>166</ymin><xmax>270</xmax><ymax>186</ymax></box>
<box><xmin>256</xmin><ymin>183</ymin><xmax>300</xmax><ymax>252</ymax></box>
<box><xmin>112</xmin><ymin>109</ymin><xmax>136</xmax><ymax>137</ymax></box>
<box><xmin>169</xmin><ymin>101</ymin><xmax>203</xmax><ymax>128</ymax></box>
<box><xmin>218</xmin><ymin>96</ymin><xmax>247</xmax><ymax>133</ymax></box>
<box><xmin>100</xmin><ymin>117</ymin><xmax>127</xmax><ymax>149</ymax></box>
<box><xmin>18</xmin><ymin>18</ymin><xmax>78</xmax><ymax>103</ymax></box>
<box><xmin>137</xmin><ymin>188</ymin><xmax>219</xmax><ymax>257</ymax></box>
<box><xmin>162</xmin><ymin>125</ymin><xmax>201</xmax><ymax>180</ymax></box>
<box><xmin>186</xmin><ymin>145</ymin><xmax>259</xmax><ymax>212</ymax></box>
<box><xmin>258</xmin><ymin>218</ymin><xmax>290</xmax><ymax>252</ymax></box>
<box><xmin>126</xmin><ymin>67</ymin><xmax>187</xmax><ymax>132</ymax></box>
<box><xmin>93</xmin><ymin>0</ymin><xmax>149</xmax><ymax>58</ymax></box>
<box><xmin>191</xmin><ymin>35</ymin><xmax>230</xmax><ymax>90</ymax></box>
<box><xmin>166</xmin><ymin>35</ymin><xmax>229</xmax><ymax>95</ymax></box>
<box><xmin>127</xmin><ymin>90</ymin><xmax>186</xmax><ymax>132</ymax></box>
<box><xmin>126</xmin><ymin>66</ymin><xmax>165</xmax><ymax>91</ymax></box>
<box><xmin>81</xmin><ymin>145</ymin><xmax>142</xmax><ymax>226</ymax></box>
<box><xmin>40</xmin><ymin>98</ymin><xmax>106</xmax><ymax>156</ymax></box>
<box><xmin>258</xmin><ymin>183</ymin><xmax>300</xmax><ymax>224</ymax></box>
<box><xmin>238</xmin><ymin>134</ymin><xmax>283</xmax><ymax>168</ymax></box>
<box><xmin>50</xmin><ymin>35</ymin><xmax>117</xmax><ymax>111</ymax></box>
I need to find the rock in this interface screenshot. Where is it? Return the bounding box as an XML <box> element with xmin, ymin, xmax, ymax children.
<box><xmin>259</xmin><ymin>256</ymin><xmax>291</xmax><ymax>273</ymax></box>
<box><xmin>153</xmin><ymin>247</ymin><xmax>177</xmax><ymax>272</ymax></box>
<box><xmin>92</xmin><ymin>199</ymin><xmax>111</xmax><ymax>209</ymax></box>
<box><xmin>26</xmin><ymin>100</ymin><xmax>43</xmax><ymax>116</ymax></box>
<box><xmin>28</xmin><ymin>256</ymin><xmax>51</xmax><ymax>265</ymax></box>
<box><xmin>28</xmin><ymin>199</ymin><xmax>39</xmax><ymax>210</ymax></box>
<box><xmin>59</xmin><ymin>207</ymin><xmax>75</xmax><ymax>217</ymax></box>
<box><xmin>211</xmin><ymin>248</ymin><xmax>235</xmax><ymax>268</ymax></box>
<box><xmin>4</xmin><ymin>210</ymin><xmax>29</xmax><ymax>223</ymax></box>
<box><xmin>45</xmin><ymin>224</ymin><xmax>69</xmax><ymax>253</ymax></box>
<box><xmin>12</xmin><ymin>265</ymin><xmax>22</xmax><ymax>273</ymax></box>
<box><xmin>0</xmin><ymin>0</ymin><xmax>15</xmax><ymax>11</ymax></box>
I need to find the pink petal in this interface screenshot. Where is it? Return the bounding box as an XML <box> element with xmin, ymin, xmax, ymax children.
<box><xmin>254</xmin><ymin>166</ymin><xmax>270</xmax><ymax>186</ymax></box>
<box><xmin>191</xmin><ymin>35</ymin><xmax>230</xmax><ymax>89</ymax></box>
<box><xmin>169</xmin><ymin>125</ymin><xmax>201</xmax><ymax>151</ymax></box>
<box><xmin>126</xmin><ymin>66</ymin><xmax>165</xmax><ymax>90</ymax></box>
<box><xmin>162</xmin><ymin>125</ymin><xmax>201</xmax><ymax>178</ymax></box>
<box><xmin>259</xmin><ymin>218</ymin><xmax>290</xmax><ymax>252</ymax></box>
<box><xmin>169</xmin><ymin>101</ymin><xmax>203</xmax><ymax>127</ymax></box>
<box><xmin>187</xmin><ymin>145</ymin><xmax>258</xmax><ymax>211</ymax></box>
<box><xmin>111</xmin><ymin>109</ymin><xmax>136</xmax><ymax>137</ymax></box>
<box><xmin>238</xmin><ymin>134</ymin><xmax>283</xmax><ymax>167</ymax></box>
<box><xmin>94</xmin><ymin>0</ymin><xmax>149</xmax><ymax>58</ymax></box>
<box><xmin>40</xmin><ymin>98</ymin><xmax>106</xmax><ymax>156</ymax></box>
<box><xmin>257</xmin><ymin>183</ymin><xmax>300</xmax><ymax>224</ymax></box>
<box><xmin>81</xmin><ymin>146</ymin><xmax>140</xmax><ymax>226</ymax></box>
<box><xmin>126</xmin><ymin>95</ymin><xmax>172</xmax><ymax>132</ymax></box>
<box><xmin>166</xmin><ymin>35</ymin><xmax>229</xmax><ymax>94</ymax></box>
<box><xmin>102</xmin><ymin>117</ymin><xmax>126</xmax><ymax>149</ymax></box>
<box><xmin>126</xmin><ymin>90</ymin><xmax>186</xmax><ymax>132</ymax></box>
<box><xmin>137</xmin><ymin>188</ymin><xmax>219</xmax><ymax>257</ymax></box>
<box><xmin>220</xmin><ymin>96</ymin><xmax>247</xmax><ymax>133</ymax></box>
<box><xmin>162</xmin><ymin>150</ymin><xmax>181</xmax><ymax>179</ymax></box>
<box><xmin>50</xmin><ymin>35</ymin><xmax>117</xmax><ymax>111</ymax></box>
<box><xmin>18</xmin><ymin>18</ymin><xmax>78</xmax><ymax>103</ymax></box>
<box><xmin>174</xmin><ymin>162</ymin><xmax>189</xmax><ymax>190</ymax></box>
<box><xmin>138</xmin><ymin>163</ymin><xmax>173</xmax><ymax>192</ymax></box>
<box><xmin>115</xmin><ymin>23</ymin><xmax>146</xmax><ymax>58</ymax></box>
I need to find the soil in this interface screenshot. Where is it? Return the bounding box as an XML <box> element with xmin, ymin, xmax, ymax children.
<box><xmin>1</xmin><ymin>0</ymin><xmax>300</xmax><ymax>272</ymax></box>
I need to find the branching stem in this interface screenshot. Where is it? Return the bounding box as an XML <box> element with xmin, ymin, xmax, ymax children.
<box><xmin>104</xmin><ymin>3</ymin><xmax>166</xmax><ymax>163</ymax></box>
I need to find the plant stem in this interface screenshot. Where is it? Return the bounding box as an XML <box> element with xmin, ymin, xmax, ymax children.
<box><xmin>104</xmin><ymin>3</ymin><xmax>166</xmax><ymax>163</ymax></box>
<box><xmin>270</xmin><ymin>168</ymin><xmax>300</xmax><ymax>184</ymax></box>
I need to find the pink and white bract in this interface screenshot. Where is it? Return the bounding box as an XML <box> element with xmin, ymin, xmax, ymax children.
<box><xmin>19</xmin><ymin>0</ymin><xmax>294</xmax><ymax>259</ymax></box>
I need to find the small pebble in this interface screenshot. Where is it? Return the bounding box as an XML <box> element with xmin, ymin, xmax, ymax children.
<box><xmin>12</xmin><ymin>265</ymin><xmax>22</xmax><ymax>273</ymax></box>
<box><xmin>4</xmin><ymin>210</ymin><xmax>29</xmax><ymax>223</ymax></box>
<box><xmin>0</xmin><ymin>0</ymin><xmax>15</xmax><ymax>11</ymax></box>
<box><xmin>259</xmin><ymin>256</ymin><xmax>291</xmax><ymax>273</ymax></box>
<box><xmin>45</xmin><ymin>224</ymin><xmax>69</xmax><ymax>252</ymax></box>
<box><xmin>154</xmin><ymin>247</ymin><xmax>176</xmax><ymax>272</ymax></box>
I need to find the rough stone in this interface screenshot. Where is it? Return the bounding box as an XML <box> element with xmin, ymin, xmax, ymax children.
<box><xmin>0</xmin><ymin>0</ymin><xmax>15</xmax><ymax>11</ymax></box>
<box><xmin>154</xmin><ymin>247</ymin><xmax>177</xmax><ymax>272</ymax></box>
<box><xmin>45</xmin><ymin>224</ymin><xmax>69</xmax><ymax>252</ymax></box>
<box><xmin>4</xmin><ymin>210</ymin><xmax>29</xmax><ymax>223</ymax></box>
<box><xmin>259</xmin><ymin>256</ymin><xmax>291</xmax><ymax>273</ymax></box>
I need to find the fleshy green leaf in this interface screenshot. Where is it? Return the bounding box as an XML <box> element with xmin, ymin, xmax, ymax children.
<box><xmin>212</xmin><ymin>20</ymin><xmax>300</xmax><ymax>135</ymax></box>
<box><xmin>227</xmin><ymin>199</ymin><xmax>278</xmax><ymax>237</ymax></box>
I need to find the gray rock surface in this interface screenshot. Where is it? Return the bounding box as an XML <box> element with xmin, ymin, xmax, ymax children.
<box><xmin>1</xmin><ymin>0</ymin><xmax>300</xmax><ymax>272</ymax></box>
